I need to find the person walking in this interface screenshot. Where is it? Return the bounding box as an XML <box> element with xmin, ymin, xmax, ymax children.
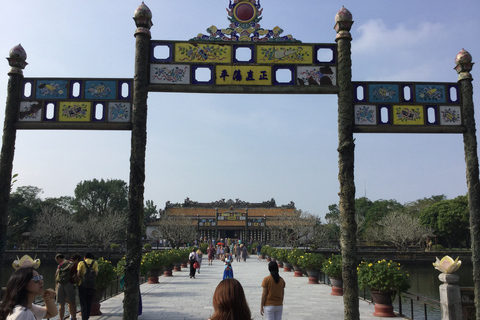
<box><xmin>77</xmin><ymin>253</ymin><xmax>98</xmax><ymax>320</ymax></box>
<box><xmin>242</xmin><ymin>244</ymin><xmax>248</xmax><ymax>262</ymax></box>
<box><xmin>235</xmin><ymin>244</ymin><xmax>241</xmax><ymax>262</ymax></box>
<box><xmin>256</xmin><ymin>243</ymin><xmax>262</xmax><ymax>260</ymax></box>
<box><xmin>196</xmin><ymin>248</ymin><xmax>203</xmax><ymax>274</ymax></box>
<box><xmin>260</xmin><ymin>261</ymin><xmax>286</xmax><ymax>320</ymax></box>
<box><xmin>207</xmin><ymin>245</ymin><xmax>215</xmax><ymax>265</ymax></box>
<box><xmin>189</xmin><ymin>248</ymin><xmax>199</xmax><ymax>279</ymax></box>
<box><xmin>54</xmin><ymin>253</ymin><xmax>77</xmax><ymax>320</ymax></box>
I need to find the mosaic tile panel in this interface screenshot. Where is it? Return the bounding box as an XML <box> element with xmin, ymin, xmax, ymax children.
<box><xmin>369</xmin><ymin>84</ymin><xmax>400</xmax><ymax>103</ymax></box>
<box><xmin>354</xmin><ymin>105</ymin><xmax>377</xmax><ymax>125</ymax></box>
<box><xmin>393</xmin><ymin>105</ymin><xmax>424</xmax><ymax>125</ymax></box>
<box><xmin>150</xmin><ymin>64</ymin><xmax>190</xmax><ymax>84</ymax></box>
<box><xmin>296</xmin><ymin>66</ymin><xmax>336</xmax><ymax>86</ymax></box>
<box><xmin>439</xmin><ymin>106</ymin><xmax>462</xmax><ymax>125</ymax></box>
<box><xmin>108</xmin><ymin>102</ymin><xmax>131</xmax><ymax>122</ymax></box>
<box><xmin>19</xmin><ymin>101</ymin><xmax>42</xmax><ymax>121</ymax></box>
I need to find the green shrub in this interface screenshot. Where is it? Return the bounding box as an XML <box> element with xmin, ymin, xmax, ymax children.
<box><xmin>144</xmin><ymin>243</ymin><xmax>152</xmax><ymax>250</ymax></box>
<box><xmin>431</xmin><ymin>244</ymin><xmax>444</xmax><ymax>251</ymax></box>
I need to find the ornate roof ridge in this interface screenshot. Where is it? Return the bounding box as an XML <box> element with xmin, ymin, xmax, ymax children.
<box><xmin>165</xmin><ymin>198</ymin><xmax>295</xmax><ymax>209</ymax></box>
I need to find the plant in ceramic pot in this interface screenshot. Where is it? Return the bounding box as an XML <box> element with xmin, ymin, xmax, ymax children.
<box><xmin>141</xmin><ymin>250</ymin><xmax>164</xmax><ymax>282</ymax></box>
<box><xmin>322</xmin><ymin>254</ymin><xmax>343</xmax><ymax>295</ymax></box>
<box><xmin>297</xmin><ymin>253</ymin><xmax>324</xmax><ymax>284</ymax></box>
<box><xmin>269</xmin><ymin>248</ymin><xmax>278</xmax><ymax>261</ymax></box>
<box><xmin>91</xmin><ymin>257</ymin><xmax>117</xmax><ymax>315</ymax></box>
<box><xmin>287</xmin><ymin>249</ymin><xmax>305</xmax><ymax>277</ymax></box>
<box><xmin>161</xmin><ymin>250</ymin><xmax>175</xmax><ymax>276</ymax></box>
<box><xmin>275</xmin><ymin>249</ymin><xmax>288</xmax><ymax>267</ymax></box>
<box><xmin>357</xmin><ymin>259</ymin><xmax>410</xmax><ymax>317</ymax></box>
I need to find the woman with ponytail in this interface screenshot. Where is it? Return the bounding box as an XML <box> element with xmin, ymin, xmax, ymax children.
<box><xmin>260</xmin><ymin>261</ymin><xmax>286</xmax><ymax>320</ymax></box>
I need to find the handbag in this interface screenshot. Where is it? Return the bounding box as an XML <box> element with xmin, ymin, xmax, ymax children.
<box><xmin>193</xmin><ymin>262</ymin><xmax>200</xmax><ymax>269</ymax></box>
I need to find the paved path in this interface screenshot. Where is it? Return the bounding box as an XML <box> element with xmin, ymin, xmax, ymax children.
<box><xmin>91</xmin><ymin>258</ymin><xmax>400</xmax><ymax>320</ymax></box>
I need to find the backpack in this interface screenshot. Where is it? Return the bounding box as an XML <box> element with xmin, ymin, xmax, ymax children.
<box><xmin>81</xmin><ymin>261</ymin><xmax>96</xmax><ymax>288</ymax></box>
<box><xmin>56</xmin><ymin>261</ymin><xmax>73</xmax><ymax>284</ymax></box>
<box><xmin>189</xmin><ymin>253</ymin><xmax>196</xmax><ymax>263</ymax></box>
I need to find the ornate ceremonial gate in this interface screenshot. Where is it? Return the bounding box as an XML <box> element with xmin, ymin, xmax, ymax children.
<box><xmin>1</xmin><ymin>2</ymin><xmax>479</xmax><ymax>320</ymax></box>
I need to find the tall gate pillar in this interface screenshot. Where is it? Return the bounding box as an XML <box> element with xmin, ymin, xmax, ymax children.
<box><xmin>335</xmin><ymin>7</ymin><xmax>359</xmax><ymax>320</ymax></box>
<box><xmin>124</xmin><ymin>4</ymin><xmax>152</xmax><ymax>320</ymax></box>
<box><xmin>456</xmin><ymin>49</ymin><xmax>480</xmax><ymax>320</ymax></box>
<box><xmin>0</xmin><ymin>44</ymin><xmax>27</xmax><ymax>275</ymax></box>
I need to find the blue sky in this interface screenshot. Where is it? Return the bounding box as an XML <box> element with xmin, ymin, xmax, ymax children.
<box><xmin>1</xmin><ymin>1</ymin><xmax>479</xmax><ymax>219</ymax></box>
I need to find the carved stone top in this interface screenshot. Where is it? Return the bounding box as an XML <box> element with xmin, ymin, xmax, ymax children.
<box><xmin>165</xmin><ymin>197</ymin><xmax>295</xmax><ymax>209</ymax></box>
<box><xmin>334</xmin><ymin>6</ymin><xmax>353</xmax><ymax>41</ymax></box>
<box><xmin>133</xmin><ymin>2</ymin><xmax>153</xmax><ymax>35</ymax></box>
<box><xmin>454</xmin><ymin>48</ymin><xmax>474</xmax><ymax>80</ymax></box>
<box><xmin>7</xmin><ymin>44</ymin><xmax>28</xmax><ymax>74</ymax></box>
<box><xmin>335</xmin><ymin>6</ymin><xmax>352</xmax><ymax>22</ymax></box>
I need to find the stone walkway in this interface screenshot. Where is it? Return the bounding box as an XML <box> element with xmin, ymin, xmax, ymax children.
<box><xmin>91</xmin><ymin>257</ymin><xmax>402</xmax><ymax>320</ymax></box>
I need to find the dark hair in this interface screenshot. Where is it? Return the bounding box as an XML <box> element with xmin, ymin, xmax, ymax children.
<box><xmin>55</xmin><ymin>253</ymin><xmax>65</xmax><ymax>260</ymax></box>
<box><xmin>210</xmin><ymin>278</ymin><xmax>252</xmax><ymax>320</ymax></box>
<box><xmin>0</xmin><ymin>267</ymin><xmax>34</xmax><ymax>320</ymax></box>
<box><xmin>71</xmin><ymin>253</ymin><xmax>82</xmax><ymax>261</ymax></box>
<box><xmin>268</xmin><ymin>261</ymin><xmax>280</xmax><ymax>284</ymax></box>
<box><xmin>84</xmin><ymin>252</ymin><xmax>95</xmax><ymax>259</ymax></box>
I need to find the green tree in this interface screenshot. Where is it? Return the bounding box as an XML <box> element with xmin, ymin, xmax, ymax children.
<box><xmin>144</xmin><ymin>200</ymin><xmax>158</xmax><ymax>223</ymax></box>
<box><xmin>419</xmin><ymin>195</ymin><xmax>469</xmax><ymax>248</ymax></box>
<box><xmin>72</xmin><ymin>179</ymin><xmax>128</xmax><ymax>220</ymax></box>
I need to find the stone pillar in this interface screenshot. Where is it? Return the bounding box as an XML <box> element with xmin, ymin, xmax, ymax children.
<box><xmin>439</xmin><ymin>273</ymin><xmax>462</xmax><ymax>319</ymax></box>
<box><xmin>0</xmin><ymin>44</ymin><xmax>27</xmax><ymax>274</ymax></box>
<box><xmin>335</xmin><ymin>7</ymin><xmax>359</xmax><ymax>320</ymax></box>
<box><xmin>455</xmin><ymin>48</ymin><xmax>480</xmax><ymax>320</ymax></box>
<box><xmin>124</xmin><ymin>3</ymin><xmax>152</xmax><ymax>320</ymax></box>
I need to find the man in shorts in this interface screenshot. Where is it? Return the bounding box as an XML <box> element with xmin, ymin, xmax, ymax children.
<box><xmin>55</xmin><ymin>253</ymin><xmax>77</xmax><ymax>320</ymax></box>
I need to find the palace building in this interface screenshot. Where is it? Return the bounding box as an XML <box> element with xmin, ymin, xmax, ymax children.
<box><xmin>147</xmin><ymin>198</ymin><xmax>296</xmax><ymax>243</ymax></box>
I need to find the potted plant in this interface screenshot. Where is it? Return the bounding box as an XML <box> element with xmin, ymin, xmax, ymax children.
<box><xmin>261</xmin><ymin>245</ymin><xmax>271</xmax><ymax>261</ymax></box>
<box><xmin>91</xmin><ymin>257</ymin><xmax>117</xmax><ymax>315</ymax></box>
<box><xmin>141</xmin><ymin>251</ymin><xmax>164</xmax><ymax>283</ymax></box>
<box><xmin>357</xmin><ymin>259</ymin><xmax>410</xmax><ymax>317</ymax></box>
<box><xmin>322</xmin><ymin>254</ymin><xmax>343</xmax><ymax>295</ymax></box>
<box><xmin>287</xmin><ymin>249</ymin><xmax>305</xmax><ymax>277</ymax></box>
<box><xmin>297</xmin><ymin>253</ymin><xmax>324</xmax><ymax>284</ymax></box>
<box><xmin>275</xmin><ymin>249</ymin><xmax>288</xmax><ymax>268</ymax></box>
<box><xmin>161</xmin><ymin>250</ymin><xmax>175</xmax><ymax>277</ymax></box>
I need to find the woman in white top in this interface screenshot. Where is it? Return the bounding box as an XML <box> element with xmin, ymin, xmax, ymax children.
<box><xmin>0</xmin><ymin>267</ymin><xmax>57</xmax><ymax>320</ymax></box>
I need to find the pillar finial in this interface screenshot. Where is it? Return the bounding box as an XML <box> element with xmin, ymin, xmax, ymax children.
<box><xmin>133</xmin><ymin>2</ymin><xmax>153</xmax><ymax>36</ymax></box>
<box><xmin>7</xmin><ymin>44</ymin><xmax>28</xmax><ymax>75</ymax></box>
<box><xmin>455</xmin><ymin>48</ymin><xmax>474</xmax><ymax>81</ymax></box>
<box><xmin>334</xmin><ymin>6</ymin><xmax>353</xmax><ymax>41</ymax></box>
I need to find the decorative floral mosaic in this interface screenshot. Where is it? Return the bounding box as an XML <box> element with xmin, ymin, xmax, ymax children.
<box><xmin>439</xmin><ymin>106</ymin><xmax>461</xmax><ymax>125</ymax></box>
<box><xmin>84</xmin><ymin>81</ymin><xmax>116</xmax><ymax>99</ymax></box>
<box><xmin>297</xmin><ymin>66</ymin><xmax>335</xmax><ymax>86</ymax></box>
<box><xmin>19</xmin><ymin>101</ymin><xmax>42</xmax><ymax>121</ymax></box>
<box><xmin>369</xmin><ymin>84</ymin><xmax>399</xmax><ymax>103</ymax></box>
<box><xmin>394</xmin><ymin>105</ymin><xmax>424</xmax><ymax>125</ymax></box>
<box><xmin>59</xmin><ymin>102</ymin><xmax>91</xmax><ymax>121</ymax></box>
<box><xmin>354</xmin><ymin>105</ymin><xmax>376</xmax><ymax>125</ymax></box>
<box><xmin>176</xmin><ymin>44</ymin><xmax>230</xmax><ymax>63</ymax></box>
<box><xmin>415</xmin><ymin>84</ymin><xmax>446</xmax><ymax>103</ymax></box>
<box><xmin>108</xmin><ymin>102</ymin><xmax>131</xmax><ymax>122</ymax></box>
<box><xmin>190</xmin><ymin>0</ymin><xmax>300</xmax><ymax>42</ymax></box>
<box><xmin>35</xmin><ymin>80</ymin><xmax>68</xmax><ymax>99</ymax></box>
<box><xmin>151</xmin><ymin>64</ymin><xmax>190</xmax><ymax>84</ymax></box>
<box><xmin>258</xmin><ymin>46</ymin><xmax>311</xmax><ymax>64</ymax></box>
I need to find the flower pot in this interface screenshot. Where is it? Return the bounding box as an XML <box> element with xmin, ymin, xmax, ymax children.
<box><xmin>293</xmin><ymin>264</ymin><xmax>303</xmax><ymax>277</ymax></box>
<box><xmin>90</xmin><ymin>289</ymin><xmax>104</xmax><ymax>316</ymax></box>
<box><xmin>181</xmin><ymin>260</ymin><xmax>188</xmax><ymax>268</ymax></box>
<box><xmin>306</xmin><ymin>270</ymin><xmax>319</xmax><ymax>284</ymax></box>
<box><xmin>283</xmin><ymin>262</ymin><xmax>292</xmax><ymax>272</ymax></box>
<box><xmin>276</xmin><ymin>260</ymin><xmax>284</xmax><ymax>268</ymax></box>
<box><xmin>163</xmin><ymin>265</ymin><xmax>174</xmax><ymax>277</ymax></box>
<box><xmin>148</xmin><ymin>269</ymin><xmax>161</xmax><ymax>284</ymax></box>
<box><xmin>266</xmin><ymin>255</ymin><xmax>271</xmax><ymax>262</ymax></box>
<box><xmin>173</xmin><ymin>262</ymin><xmax>182</xmax><ymax>271</ymax></box>
<box><xmin>371</xmin><ymin>291</ymin><xmax>395</xmax><ymax>317</ymax></box>
<box><xmin>329</xmin><ymin>277</ymin><xmax>343</xmax><ymax>296</ymax></box>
